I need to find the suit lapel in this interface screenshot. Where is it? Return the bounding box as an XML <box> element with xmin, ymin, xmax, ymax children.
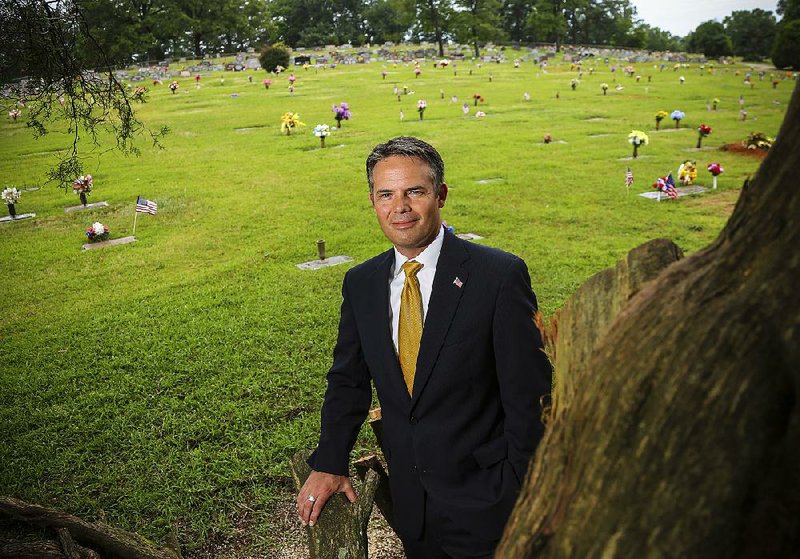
<box><xmin>411</xmin><ymin>232</ymin><xmax>470</xmax><ymax>410</ymax></box>
<box><xmin>363</xmin><ymin>249</ymin><xmax>408</xmax><ymax>398</ymax></box>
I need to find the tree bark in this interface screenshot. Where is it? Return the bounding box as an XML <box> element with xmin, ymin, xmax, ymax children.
<box><xmin>498</xmin><ymin>82</ymin><xmax>800</xmax><ymax>558</ymax></box>
<box><xmin>290</xmin><ymin>451</ymin><xmax>379</xmax><ymax>559</ymax></box>
<box><xmin>0</xmin><ymin>497</ymin><xmax>182</xmax><ymax>559</ymax></box>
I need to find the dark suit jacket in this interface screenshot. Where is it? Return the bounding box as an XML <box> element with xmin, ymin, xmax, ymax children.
<box><xmin>309</xmin><ymin>230</ymin><xmax>552</xmax><ymax>542</ymax></box>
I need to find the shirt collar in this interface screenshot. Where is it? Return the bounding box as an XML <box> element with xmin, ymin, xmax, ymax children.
<box><xmin>392</xmin><ymin>225</ymin><xmax>445</xmax><ymax>279</ymax></box>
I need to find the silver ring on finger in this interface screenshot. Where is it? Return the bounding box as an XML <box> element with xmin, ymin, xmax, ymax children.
<box><xmin>307</xmin><ymin>495</ymin><xmax>316</xmax><ymax>503</ymax></box>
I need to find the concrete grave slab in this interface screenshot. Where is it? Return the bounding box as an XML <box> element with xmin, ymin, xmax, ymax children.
<box><xmin>82</xmin><ymin>236</ymin><xmax>137</xmax><ymax>250</ymax></box>
<box><xmin>65</xmin><ymin>201</ymin><xmax>109</xmax><ymax>212</ymax></box>
<box><xmin>639</xmin><ymin>185</ymin><xmax>707</xmax><ymax>200</ymax></box>
<box><xmin>297</xmin><ymin>255</ymin><xmax>353</xmax><ymax>270</ymax></box>
<box><xmin>0</xmin><ymin>213</ymin><xmax>35</xmax><ymax>223</ymax></box>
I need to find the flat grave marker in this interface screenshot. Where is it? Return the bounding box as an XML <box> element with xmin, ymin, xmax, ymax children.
<box><xmin>0</xmin><ymin>213</ymin><xmax>35</xmax><ymax>223</ymax></box>
<box><xmin>639</xmin><ymin>185</ymin><xmax>707</xmax><ymax>200</ymax></box>
<box><xmin>65</xmin><ymin>201</ymin><xmax>109</xmax><ymax>213</ymax></box>
<box><xmin>81</xmin><ymin>236</ymin><xmax>137</xmax><ymax>250</ymax></box>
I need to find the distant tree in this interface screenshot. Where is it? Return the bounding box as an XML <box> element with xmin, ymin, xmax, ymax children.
<box><xmin>0</xmin><ymin>0</ymin><xmax>166</xmax><ymax>187</ymax></box>
<box><xmin>502</xmin><ymin>0</ymin><xmax>535</xmax><ymax>42</ymax></box>
<box><xmin>415</xmin><ymin>0</ymin><xmax>453</xmax><ymax>57</ymax></box>
<box><xmin>453</xmin><ymin>0</ymin><xmax>507</xmax><ymax>57</ymax></box>
<box><xmin>259</xmin><ymin>42</ymin><xmax>291</xmax><ymax>71</ymax></box>
<box><xmin>688</xmin><ymin>20</ymin><xmax>733</xmax><ymax>57</ymax></box>
<box><xmin>723</xmin><ymin>9</ymin><xmax>776</xmax><ymax>61</ymax></box>
<box><xmin>772</xmin><ymin>19</ymin><xmax>800</xmax><ymax>68</ymax></box>
<box><xmin>777</xmin><ymin>0</ymin><xmax>800</xmax><ymax>21</ymax></box>
<box><xmin>364</xmin><ymin>0</ymin><xmax>415</xmax><ymax>44</ymax></box>
<box><xmin>640</xmin><ymin>24</ymin><xmax>682</xmax><ymax>52</ymax></box>
<box><xmin>526</xmin><ymin>0</ymin><xmax>568</xmax><ymax>51</ymax></box>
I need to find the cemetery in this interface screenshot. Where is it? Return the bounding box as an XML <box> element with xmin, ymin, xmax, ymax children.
<box><xmin>0</xmin><ymin>39</ymin><xmax>798</xmax><ymax>557</ymax></box>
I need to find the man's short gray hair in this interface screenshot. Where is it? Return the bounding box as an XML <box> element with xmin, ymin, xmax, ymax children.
<box><xmin>366</xmin><ymin>136</ymin><xmax>445</xmax><ymax>195</ymax></box>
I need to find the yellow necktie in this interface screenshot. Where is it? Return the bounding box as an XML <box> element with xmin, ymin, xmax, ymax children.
<box><xmin>399</xmin><ymin>261</ymin><xmax>424</xmax><ymax>396</ymax></box>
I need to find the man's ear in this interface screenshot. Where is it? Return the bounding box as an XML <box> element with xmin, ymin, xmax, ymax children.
<box><xmin>438</xmin><ymin>183</ymin><xmax>448</xmax><ymax>208</ymax></box>
<box><xmin>369</xmin><ymin>191</ymin><xmax>375</xmax><ymax>207</ymax></box>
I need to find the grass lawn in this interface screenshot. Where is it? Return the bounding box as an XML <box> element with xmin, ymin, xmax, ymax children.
<box><xmin>0</xmin><ymin>48</ymin><xmax>793</xmax><ymax>554</ymax></box>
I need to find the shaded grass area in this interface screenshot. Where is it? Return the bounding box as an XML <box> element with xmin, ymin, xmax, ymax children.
<box><xmin>0</xmin><ymin>50</ymin><xmax>792</xmax><ymax>553</ymax></box>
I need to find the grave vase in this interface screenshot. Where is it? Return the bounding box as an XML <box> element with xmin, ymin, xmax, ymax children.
<box><xmin>80</xmin><ymin>192</ymin><xmax>87</xmax><ymax>206</ymax></box>
<box><xmin>7</xmin><ymin>203</ymin><xmax>16</xmax><ymax>218</ymax></box>
<box><xmin>632</xmin><ymin>143</ymin><xmax>639</xmax><ymax>158</ymax></box>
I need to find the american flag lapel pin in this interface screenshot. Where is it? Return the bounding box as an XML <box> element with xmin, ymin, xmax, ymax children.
<box><xmin>453</xmin><ymin>277</ymin><xmax>463</xmax><ymax>288</ymax></box>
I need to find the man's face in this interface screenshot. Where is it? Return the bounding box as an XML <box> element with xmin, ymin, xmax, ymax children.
<box><xmin>370</xmin><ymin>156</ymin><xmax>448</xmax><ymax>259</ymax></box>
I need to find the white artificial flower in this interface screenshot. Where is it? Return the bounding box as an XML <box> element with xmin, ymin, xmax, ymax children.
<box><xmin>92</xmin><ymin>222</ymin><xmax>105</xmax><ymax>235</ymax></box>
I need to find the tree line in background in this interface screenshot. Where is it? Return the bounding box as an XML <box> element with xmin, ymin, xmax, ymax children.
<box><xmin>2</xmin><ymin>0</ymin><xmax>799</xmax><ymax>79</ymax></box>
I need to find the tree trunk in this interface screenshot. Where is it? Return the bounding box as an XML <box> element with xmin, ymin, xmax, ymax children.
<box><xmin>497</xmin><ymin>82</ymin><xmax>800</xmax><ymax>558</ymax></box>
<box><xmin>290</xmin><ymin>451</ymin><xmax>379</xmax><ymax>559</ymax></box>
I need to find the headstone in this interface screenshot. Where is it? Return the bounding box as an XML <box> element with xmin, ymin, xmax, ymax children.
<box><xmin>81</xmin><ymin>236</ymin><xmax>137</xmax><ymax>250</ymax></box>
<box><xmin>639</xmin><ymin>185</ymin><xmax>707</xmax><ymax>200</ymax></box>
<box><xmin>64</xmin><ymin>201</ymin><xmax>109</xmax><ymax>213</ymax></box>
<box><xmin>0</xmin><ymin>213</ymin><xmax>35</xmax><ymax>223</ymax></box>
<box><xmin>296</xmin><ymin>255</ymin><xmax>353</xmax><ymax>270</ymax></box>
<box><xmin>456</xmin><ymin>233</ymin><xmax>484</xmax><ymax>241</ymax></box>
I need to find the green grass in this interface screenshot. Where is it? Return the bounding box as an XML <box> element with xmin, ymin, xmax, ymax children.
<box><xmin>0</xmin><ymin>50</ymin><xmax>793</xmax><ymax>553</ymax></box>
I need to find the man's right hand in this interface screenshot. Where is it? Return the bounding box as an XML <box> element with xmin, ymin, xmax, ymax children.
<box><xmin>296</xmin><ymin>470</ymin><xmax>357</xmax><ymax>527</ymax></box>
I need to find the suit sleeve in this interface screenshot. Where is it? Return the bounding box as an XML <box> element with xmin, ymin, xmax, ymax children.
<box><xmin>493</xmin><ymin>257</ymin><xmax>553</xmax><ymax>482</ymax></box>
<box><xmin>307</xmin><ymin>273</ymin><xmax>373</xmax><ymax>476</ymax></box>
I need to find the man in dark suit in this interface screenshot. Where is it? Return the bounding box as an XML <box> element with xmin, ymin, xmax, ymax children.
<box><xmin>297</xmin><ymin>137</ymin><xmax>551</xmax><ymax>558</ymax></box>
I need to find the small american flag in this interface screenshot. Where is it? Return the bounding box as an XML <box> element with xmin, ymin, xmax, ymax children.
<box><xmin>453</xmin><ymin>277</ymin><xmax>463</xmax><ymax>288</ymax></box>
<box><xmin>625</xmin><ymin>167</ymin><xmax>634</xmax><ymax>187</ymax></box>
<box><xmin>663</xmin><ymin>173</ymin><xmax>678</xmax><ymax>198</ymax></box>
<box><xmin>136</xmin><ymin>196</ymin><xmax>158</xmax><ymax>214</ymax></box>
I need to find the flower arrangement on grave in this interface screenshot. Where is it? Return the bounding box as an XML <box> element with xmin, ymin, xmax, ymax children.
<box><xmin>543</xmin><ymin>133</ymin><xmax>552</xmax><ymax>144</ymax></box>
<box><xmin>627</xmin><ymin>130</ymin><xmax>649</xmax><ymax>158</ymax></box>
<box><xmin>275</xmin><ymin>65</ymin><xmax>285</xmax><ymax>73</ymax></box>
<box><xmin>624</xmin><ymin>65</ymin><xmax>634</xmax><ymax>77</ymax></box>
<box><xmin>696</xmin><ymin>124</ymin><xmax>712</xmax><ymax>148</ymax></box>
<box><xmin>2</xmin><ymin>186</ymin><xmax>20</xmax><ymax>217</ymax></box>
<box><xmin>414</xmin><ymin>68</ymin><xmax>421</xmax><ymax>77</ymax></box>
<box><xmin>707</xmin><ymin>162</ymin><xmax>724</xmax><ymax>189</ymax></box>
<box><xmin>679</xmin><ymin>76</ymin><xmax>685</xmax><ymax>84</ymax></box>
<box><xmin>8</xmin><ymin>109</ymin><xmax>21</xmax><ymax>121</ymax></box>
<box><xmin>263</xmin><ymin>78</ymin><xmax>273</xmax><ymax>89</ymax></box>
<box><xmin>313</xmin><ymin>124</ymin><xmax>330</xmax><ymax>148</ymax></box>
<box><xmin>744</xmin><ymin>132</ymin><xmax>773</xmax><ymax>150</ymax></box>
<box><xmin>740</xmin><ymin>109</ymin><xmax>747</xmax><ymax>121</ymax></box>
<box><xmin>168</xmin><ymin>81</ymin><xmax>178</xmax><ymax>93</ymax></box>
<box><xmin>670</xmin><ymin>110</ymin><xmax>685</xmax><ymax>128</ymax></box>
<box><xmin>523</xmin><ymin>92</ymin><xmax>530</xmax><ymax>101</ymax></box>
<box><xmin>417</xmin><ymin>99</ymin><xmax>427</xmax><ymax>120</ymax></box>
<box><xmin>152</xmin><ymin>78</ymin><xmax>162</xmax><ymax>86</ymax></box>
<box><xmin>381</xmin><ymin>71</ymin><xmax>388</xmax><ymax>80</ymax></box>
<box><xmin>678</xmin><ymin>160</ymin><xmax>697</xmax><ymax>186</ymax></box>
<box><xmin>462</xmin><ymin>103</ymin><xmax>469</xmax><ymax>115</ymax></box>
<box><xmin>570</xmin><ymin>79</ymin><xmax>578</xmax><ymax>91</ymax></box>
<box><xmin>655</xmin><ymin>110</ymin><xmax>668</xmax><ymax>130</ymax></box>
<box><xmin>475</xmin><ymin>111</ymin><xmax>486</xmax><ymax>118</ymax></box>
<box><xmin>72</xmin><ymin>175</ymin><xmax>93</xmax><ymax>206</ymax></box>
<box><xmin>332</xmin><ymin>102</ymin><xmax>351</xmax><ymax>128</ymax></box>
<box><xmin>280</xmin><ymin>112</ymin><xmax>304</xmax><ymax>135</ymax></box>
<box><xmin>772</xmin><ymin>79</ymin><xmax>780</xmax><ymax>89</ymax></box>
<box><xmin>439</xmin><ymin>59</ymin><xmax>449</xmax><ymax>68</ymax></box>
<box><xmin>601</xmin><ymin>83</ymin><xmax>609</xmax><ymax>95</ymax></box>
<box><xmin>712</xmin><ymin>98</ymin><xmax>720</xmax><ymax>110</ymax></box>
<box><xmin>86</xmin><ymin>222</ymin><xmax>110</xmax><ymax>242</ymax></box>
<box><xmin>132</xmin><ymin>86</ymin><xmax>147</xmax><ymax>102</ymax></box>
<box><xmin>472</xmin><ymin>93</ymin><xmax>484</xmax><ymax>106</ymax></box>
<box><xmin>288</xmin><ymin>74</ymin><xmax>296</xmax><ymax>84</ymax></box>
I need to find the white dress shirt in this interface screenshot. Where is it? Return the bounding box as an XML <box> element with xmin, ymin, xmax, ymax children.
<box><xmin>389</xmin><ymin>225</ymin><xmax>445</xmax><ymax>353</ymax></box>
